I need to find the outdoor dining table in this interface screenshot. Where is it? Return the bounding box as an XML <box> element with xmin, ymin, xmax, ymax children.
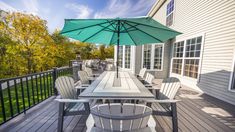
<box><xmin>79</xmin><ymin>71</ymin><xmax>155</xmax><ymax>99</ymax></box>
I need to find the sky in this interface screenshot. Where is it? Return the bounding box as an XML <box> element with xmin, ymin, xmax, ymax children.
<box><xmin>0</xmin><ymin>0</ymin><xmax>156</xmax><ymax>33</ymax></box>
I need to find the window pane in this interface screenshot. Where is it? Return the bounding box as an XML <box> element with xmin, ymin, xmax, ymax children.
<box><xmin>119</xmin><ymin>46</ymin><xmax>123</xmax><ymax>68</ymax></box>
<box><xmin>143</xmin><ymin>45</ymin><xmax>151</xmax><ymax>69</ymax></box>
<box><xmin>172</xmin><ymin>59</ymin><xmax>182</xmax><ymax>74</ymax></box>
<box><xmin>154</xmin><ymin>45</ymin><xmax>163</xmax><ymax>70</ymax></box>
<box><xmin>185</xmin><ymin>36</ymin><xmax>202</xmax><ymax>58</ymax></box>
<box><xmin>184</xmin><ymin>59</ymin><xmax>199</xmax><ymax>79</ymax></box>
<box><xmin>125</xmin><ymin>46</ymin><xmax>131</xmax><ymax>68</ymax></box>
<box><xmin>173</xmin><ymin>41</ymin><xmax>184</xmax><ymax>57</ymax></box>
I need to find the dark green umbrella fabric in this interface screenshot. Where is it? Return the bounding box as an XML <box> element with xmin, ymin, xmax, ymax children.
<box><xmin>60</xmin><ymin>17</ymin><xmax>181</xmax><ymax>45</ymax></box>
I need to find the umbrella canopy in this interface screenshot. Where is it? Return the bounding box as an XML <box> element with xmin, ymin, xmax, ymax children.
<box><xmin>61</xmin><ymin>17</ymin><xmax>181</xmax><ymax>45</ymax></box>
<box><xmin>60</xmin><ymin>17</ymin><xmax>182</xmax><ymax>77</ymax></box>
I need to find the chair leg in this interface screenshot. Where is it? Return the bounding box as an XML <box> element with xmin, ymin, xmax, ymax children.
<box><xmin>58</xmin><ymin>102</ymin><xmax>65</xmax><ymax>132</ymax></box>
<box><xmin>171</xmin><ymin>103</ymin><xmax>178</xmax><ymax>132</ymax></box>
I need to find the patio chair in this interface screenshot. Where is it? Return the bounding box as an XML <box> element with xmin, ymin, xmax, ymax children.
<box><xmin>55</xmin><ymin>76</ymin><xmax>90</xmax><ymax>132</ymax></box>
<box><xmin>137</xmin><ymin>68</ymin><xmax>147</xmax><ymax>81</ymax></box>
<box><xmin>87</xmin><ymin>103</ymin><xmax>156</xmax><ymax>132</ymax></box>
<box><xmin>145</xmin><ymin>77</ymin><xmax>181</xmax><ymax>132</ymax></box>
<box><xmin>78</xmin><ymin>71</ymin><xmax>95</xmax><ymax>85</ymax></box>
<box><xmin>84</xmin><ymin>67</ymin><xmax>99</xmax><ymax>77</ymax></box>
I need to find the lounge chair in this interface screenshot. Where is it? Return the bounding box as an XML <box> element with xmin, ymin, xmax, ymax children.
<box><xmin>55</xmin><ymin>76</ymin><xmax>90</xmax><ymax>132</ymax></box>
<box><xmin>87</xmin><ymin>103</ymin><xmax>156</xmax><ymax>132</ymax></box>
<box><xmin>145</xmin><ymin>77</ymin><xmax>181</xmax><ymax>132</ymax></box>
<box><xmin>84</xmin><ymin>67</ymin><xmax>99</xmax><ymax>77</ymax></box>
<box><xmin>78</xmin><ymin>71</ymin><xmax>95</xmax><ymax>85</ymax></box>
<box><xmin>137</xmin><ymin>68</ymin><xmax>147</xmax><ymax>81</ymax></box>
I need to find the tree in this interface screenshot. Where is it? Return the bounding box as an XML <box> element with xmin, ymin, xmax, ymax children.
<box><xmin>4</xmin><ymin>12</ymin><xmax>52</xmax><ymax>74</ymax></box>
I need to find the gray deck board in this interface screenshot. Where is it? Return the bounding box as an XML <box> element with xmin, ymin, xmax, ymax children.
<box><xmin>1</xmin><ymin>88</ymin><xmax>235</xmax><ymax>132</ymax></box>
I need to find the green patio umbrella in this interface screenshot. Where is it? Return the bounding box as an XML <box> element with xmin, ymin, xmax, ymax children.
<box><xmin>60</xmin><ymin>17</ymin><xmax>181</xmax><ymax>77</ymax></box>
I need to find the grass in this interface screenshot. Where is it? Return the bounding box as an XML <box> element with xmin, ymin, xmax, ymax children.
<box><xmin>0</xmin><ymin>71</ymin><xmax>72</xmax><ymax>124</ymax></box>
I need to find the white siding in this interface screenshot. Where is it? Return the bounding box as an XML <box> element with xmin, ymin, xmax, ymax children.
<box><xmin>151</xmin><ymin>0</ymin><xmax>235</xmax><ymax>105</ymax></box>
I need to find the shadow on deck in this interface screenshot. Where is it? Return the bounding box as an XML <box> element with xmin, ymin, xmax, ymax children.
<box><xmin>0</xmin><ymin>87</ymin><xmax>235</xmax><ymax>132</ymax></box>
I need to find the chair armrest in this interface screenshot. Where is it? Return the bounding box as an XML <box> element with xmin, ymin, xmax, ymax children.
<box><xmin>75</xmin><ymin>84</ymin><xmax>89</xmax><ymax>89</ymax></box>
<box><xmin>55</xmin><ymin>99</ymin><xmax>90</xmax><ymax>103</ymax></box>
<box><xmin>145</xmin><ymin>99</ymin><xmax>180</xmax><ymax>103</ymax></box>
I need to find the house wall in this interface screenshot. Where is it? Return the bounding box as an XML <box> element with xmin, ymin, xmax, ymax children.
<box><xmin>150</xmin><ymin>0</ymin><xmax>235</xmax><ymax>105</ymax></box>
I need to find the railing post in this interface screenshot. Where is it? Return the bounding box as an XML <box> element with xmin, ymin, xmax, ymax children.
<box><xmin>53</xmin><ymin>67</ymin><xmax>58</xmax><ymax>96</ymax></box>
<box><xmin>0</xmin><ymin>81</ymin><xmax>6</xmax><ymax>122</ymax></box>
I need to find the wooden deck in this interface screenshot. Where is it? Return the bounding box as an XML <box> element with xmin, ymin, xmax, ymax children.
<box><xmin>0</xmin><ymin>87</ymin><xmax>235</xmax><ymax>132</ymax></box>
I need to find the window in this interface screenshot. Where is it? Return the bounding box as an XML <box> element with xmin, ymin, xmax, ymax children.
<box><xmin>143</xmin><ymin>44</ymin><xmax>164</xmax><ymax>70</ymax></box>
<box><xmin>125</xmin><ymin>46</ymin><xmax>131</xmax><ymax>68</ymax></box>
<box><xmin>184</xmin><ymin>37</ymin><xmax>202</xmax><ymax>78</ymax></box>
<box><xmin>230</xmin><ymin>53</ymin><xmax>235</xmax><ymax>91</ymax></box>
<box><xmin>118</xmin><ymin>46</ymin><xmax>123</xmax><ymax>68</ymax></box>
<box><xmin>154</xmin><ymin>45</ymin><xmax>163</xmax><ymax>69</ymax></box>
<box><xmin>171</xmin><ymin>36</ymin><xmax>203</xmax><ymax>79</ymax></box>
<box><xmin>117</xmin><ymin>46</ymin><xmax>132</xmax><ymax>69</ymax></box>
<box><xmin>172</xmin><ymin>41</ymin><xmax>184</xmax><ymax>74</ymax></box>
<box><xmin>143</xmin><ymin>45</ymin><xmax>152</xmax><ymax>69</ymax></box>
<box><xmin>166</xmin><ymin>0</ymin><xmax>174</xmax><ymax>26</ymax></box>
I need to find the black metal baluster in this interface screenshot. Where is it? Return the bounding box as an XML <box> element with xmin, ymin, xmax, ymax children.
<box><xmin>14</xmin><ymin>79</ymin><xmax>20</xmax><ymax>114</ymax></box>
<box><xmin>43</xmin><ymin>73</ymin><xmax>47</xmax><ymax>98</ymax></box>
<box><xmin>25</xmin><ymin>77</ymin><xmax>30</xmax><ymax>108</ymax></box>
<box><xmin>46</xmin><ymin>72</ymin><xmax>49</xmax><ymax>97</ymax></box>
<box><xmin>31</xmin><ymin>75</ymin><xmax>35</xmax><ymax>105</ymax></box>
<box><xmin>49</xmin><ymin>72</ymin><xmax>53</xmax><ymax>96</ymax></box>
<box><xmin>7</xmin><ymin>81</ymin><xmax>13</xmax><ymax>117</ymax></box>
<box><xmin>20</xmin><ymin>78</ymin><xmax>26</xmax><ymax>114</ymax></box>
<box><xmin>39</xmin><ymin>74</ymin><xmax>43</xmax><ymax>100</ymax></box>
<box><xmin>0</xmin><ymin>81</ymin><xmax>6</xmax><ymax>122</ymax></box>
<box><xmin>35</xmin><ymin>75</ymin><xmax>39</xmax><ymax>103</ymax></box>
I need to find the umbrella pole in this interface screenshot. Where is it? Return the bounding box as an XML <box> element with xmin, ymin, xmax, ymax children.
<box><xmin>116</xmin><ymin>20</ymin><xmax>120</xmax><ymax>78</ymax></box>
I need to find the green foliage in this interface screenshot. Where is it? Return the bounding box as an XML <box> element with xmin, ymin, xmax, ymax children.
<box><xmin>0</xmin><ymin>11</ymin><xmax>114</xmax><ymax>79</ymax></box>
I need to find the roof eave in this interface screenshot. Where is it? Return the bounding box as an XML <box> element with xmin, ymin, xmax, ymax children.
<box><xmin>147</xmin><ymin>0</ymin><xmax>167</xmax><ymax>18</ymax></box>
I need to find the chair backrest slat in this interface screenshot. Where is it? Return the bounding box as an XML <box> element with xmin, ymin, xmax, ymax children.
<box><xmin>159</xmin><ymin>77</ymin><xmax>181</xmax><ymax>100</ymax></box>
<box><xmin>139</xmin><ymin>68</ymin><xmax>147</xmax><ymax>78</ymax></box>
<box><xmin>78</xmin><ymin>71</ymin><xmax>89</xmax><ymax>84</ymax></box>
<box><xmin>55</xmin><ymin>76</ymin><xmax>77</xmax><ymax>99</ymax></box>
<box><xmin>110</xmin><ymin>104</ymin><xmax>122</xmax><ymax>131</ymax></box>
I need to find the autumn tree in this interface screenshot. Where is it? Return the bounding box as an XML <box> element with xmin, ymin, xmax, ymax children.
<box><xmin>4</xmin><ymin>12</ymin><xmax>52</xmax><ymax>74</ymax></box>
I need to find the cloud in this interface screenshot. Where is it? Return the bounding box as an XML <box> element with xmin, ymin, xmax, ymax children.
<box><xmin>21</xmin><ymin>0</ymin><xmax>39</xmax><ymax>15</ymax></box>
<box><xmin>94</xmin><ymin>0</ymin><xmax>155</xmax><ymax>18</ymax></box>
<box><xmin>0</xmin><ymin>1</ymin><xmax>17</xmax><ymax>12</ymax></box>
<box><xmin>65</xmin><ymin>3</ymin><xmax>93</xmax><ymax>19</ymax></box>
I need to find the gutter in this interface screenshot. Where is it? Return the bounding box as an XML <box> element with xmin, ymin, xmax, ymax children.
<box><xmin>148</xmin><ymin>0</ymin><xmax>167</xmax><ymax>18</ymax></box>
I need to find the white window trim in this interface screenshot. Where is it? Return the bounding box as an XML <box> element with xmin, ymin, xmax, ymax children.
<box><xmin>170</xmin><ymin>33</ymin><xmax>205</xmax><ymax>82</ymax></box>
<box><xmin>166</xmin><ymin>0</ymin><xmax>175</xmax><ymax>27</ymax></box>
<box><xmin>228</xmin><ymin>49</ymin><xmax>235</xmax><ymax>92</ymax></box>
<box><xmin>141</xmin><ymin>43</ymin><xmax>164</xmax><ymax>71</ymax></box>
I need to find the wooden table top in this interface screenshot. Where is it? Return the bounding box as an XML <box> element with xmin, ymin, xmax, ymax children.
<box><xmin>79</xmin><ymin>71</ymin><xmax>154</xmax><ymax>99</ymax></box>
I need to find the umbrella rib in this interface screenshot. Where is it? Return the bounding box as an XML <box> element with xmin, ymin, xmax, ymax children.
<box><xmin>123</xmin><ymin>20</ymin><xmax>181</xmax><ymax>33</ymax></box>
<box><xmin>122</xmin><ymin>23</ymin><xmax>137</xmax><ymax>46</ymax></box>
<box><xmin>83</xmin><ymin>21</ymin><xmax>116</xmax><ymax>42</ymax></box>
<box><xmin>123</xmin><ymin>21</ymin><xmax>164</xmax><ymax>42</ymax></box>
<box><xmin>61</xmin><ymin>21</ymin><xmax>111</xmax><ymax>34</ymax></box>
<box><xmin>109</xmin><ymin>23</ymin><xmax>118</xmax><ymax>45</ymax></box>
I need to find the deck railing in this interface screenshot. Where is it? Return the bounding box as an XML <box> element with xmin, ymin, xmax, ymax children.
<box><xmin>0</xmin><ymin>67</ymin><xmax>73</xmax><ymax>125</ymax></box>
